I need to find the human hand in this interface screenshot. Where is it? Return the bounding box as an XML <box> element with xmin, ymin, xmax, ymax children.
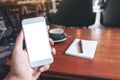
<box><xmin>4</xmin><ymin>30</ymin><xmax>56</xmax><ymax>80</ymax></box>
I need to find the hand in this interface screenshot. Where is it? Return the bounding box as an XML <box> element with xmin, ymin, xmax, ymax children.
<box><xmin>4</xmin><ymin>30</ymin><xmax>56</xmax><ymax>80</ymax></box>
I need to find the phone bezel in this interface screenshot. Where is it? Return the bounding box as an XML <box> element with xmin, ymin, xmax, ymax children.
<box><xmin>22</xmin><ymin>17</ymin><xmax>53</xmax><ymax>67</ymax></box>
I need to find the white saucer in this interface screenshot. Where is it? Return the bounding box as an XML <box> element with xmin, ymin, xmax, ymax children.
<box><xmin>53</xmin><ymin>33</ymin><xmax>67</xmax><ymax>43</ymax></box>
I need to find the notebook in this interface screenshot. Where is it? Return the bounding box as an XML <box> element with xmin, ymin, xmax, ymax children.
<box><xmin>65</xmin><ymin>39</ymin><xmax>98</xmax><ymax>59</ymax></box>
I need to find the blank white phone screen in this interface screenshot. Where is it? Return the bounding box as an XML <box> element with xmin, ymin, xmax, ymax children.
<box><xmin>23</xmin><ymin>22</ymin><xmax>52</xmax><ymax>63</ymax></box>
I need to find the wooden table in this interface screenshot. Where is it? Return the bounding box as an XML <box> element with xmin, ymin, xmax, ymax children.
<box><xmin>41</xmin><ymin>27</ymin><xmax>120</xmax><ymax>80</ymax></box>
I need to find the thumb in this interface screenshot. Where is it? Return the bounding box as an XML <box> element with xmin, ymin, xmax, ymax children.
<box><xmin>14</xmin><ymin>30</ymin><xmax>24</xmax><ymax>49</ymax></box>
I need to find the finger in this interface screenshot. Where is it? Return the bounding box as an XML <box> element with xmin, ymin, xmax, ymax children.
<box><xmin>32</xmin><ymin>68</ymin><xmax>41</xmax><ymax>78</ymax></box>
<box><xmin>47</xmin><ymin>25</ymin><xmax>50</xmax><ymax>30</ymax></box>
<box><xmin>49</xmin><ymin>38</ymin><xmax>54</xmax><ymax>45</ymax></box>
<box><xmin>39</xmin><ymin>65</ymin><xmax>50</xmax><ymax>72</ymax></box>
<box><xmin>51</xmin><ymin>47</ymin><xmax>56</xmax><ymax>55</ymax></box>
<box><xmin>14</xmin><ymin>30</ymin><xmax>24</xmax><ymax>49</ymax></box>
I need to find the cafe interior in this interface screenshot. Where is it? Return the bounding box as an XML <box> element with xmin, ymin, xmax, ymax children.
<box><xmin>1</xmin><ymin>0</ymin><xmax>120</xmax><ymax>80</ymax></box>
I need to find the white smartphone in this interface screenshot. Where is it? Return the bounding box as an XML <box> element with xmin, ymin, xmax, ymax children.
<box><xmin>22</xmin><ymin>17</ymin><xmax>53</xmax><ymax>67</ymax></box>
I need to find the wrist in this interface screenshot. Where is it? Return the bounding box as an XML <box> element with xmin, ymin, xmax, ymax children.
<box><xmin>4</xmin><ymin>72</ymin><xmax>29</xmax><ymax>80</ymax></box>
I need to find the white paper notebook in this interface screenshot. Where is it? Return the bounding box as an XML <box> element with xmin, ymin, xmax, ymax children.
<box><xmin>65</xmin><ymin>39</ymin><xmax>98</xmax><ymax>59</ymax></box>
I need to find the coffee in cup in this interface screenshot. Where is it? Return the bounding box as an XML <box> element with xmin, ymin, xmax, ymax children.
<box><xmin>49</xmin><ymin>28</ymin><xmax>66</xmax><ymax>40</ymax></box>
